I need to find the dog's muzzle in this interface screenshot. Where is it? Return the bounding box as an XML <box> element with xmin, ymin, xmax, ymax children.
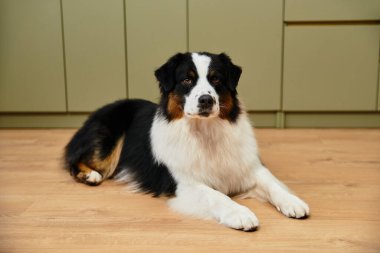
<box><xmin>198</xmin><ymin>95</ymin><xmax>215</xmax><ymax>117</ymax></box>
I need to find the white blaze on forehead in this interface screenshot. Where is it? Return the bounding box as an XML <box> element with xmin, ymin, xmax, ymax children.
<box><xmin>183</xmin><ymin>53</ymin><xmax>219</xmax><ymax>117</ymax></box>
<box><xmin>191</xmin><ymin>53</ymin><xmax>211</xmax><ymax>78</ymax></box>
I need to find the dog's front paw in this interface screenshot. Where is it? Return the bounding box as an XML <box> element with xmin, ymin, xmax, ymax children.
<box><xmin>219</xmin><ymin>205</ymin><xmax>259</xmax><ymax>231</ymax></box>
<box><xmin>275</xmin><ymin>193</ymin><xmax>310</xmax><ymax>219</ymax></box>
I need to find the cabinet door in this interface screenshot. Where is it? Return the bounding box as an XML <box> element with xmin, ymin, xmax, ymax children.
<box><xmin>285</xmin><ymin>0</ymin><xmax>380</xmax><ymax>21</ymax></box>
<box><xmin>283</xmin><ymin>25</ymin><xmax>380</xmax><ymax>111</ymax></box>
<box><xmin>0</xmin><ymin>0</ymin><xmax>66</xmax><ymax>112</ymax></box>
<box><xmin>63</xmin><ymin>0</ymin><xmax>126</xmax><ymax>111</ymax></box>
<box><xmin>189</xmin><ymin>0</ymin><xmax>283</xmax><ymax>110</ymax></box>
<box><xmin>378</xmin><ymin>67</ymin><xmax>380</xmax><ymax>111</ymax></box>
<box><xmin>126</xmin><ymin>0</ymin><xmax>187</xmax><ymax>102</ymax></box>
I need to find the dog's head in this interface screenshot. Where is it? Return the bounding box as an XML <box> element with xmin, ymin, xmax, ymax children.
<box><xmin>155</xmin><ymin>52</ymin><xmax>242</xmax><ymax>122</ymax></box>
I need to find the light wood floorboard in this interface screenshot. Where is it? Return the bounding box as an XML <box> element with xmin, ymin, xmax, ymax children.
<box><xmin>0</xmin><ymin>129</ymin><xmax>379</xmax><ymax>253</ymax></box>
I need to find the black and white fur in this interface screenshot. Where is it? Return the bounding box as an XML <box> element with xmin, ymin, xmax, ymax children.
<box><xmin>65</xmin><ymin>52</ymin><xmax>309</xmax><ymax>231</ymax></box>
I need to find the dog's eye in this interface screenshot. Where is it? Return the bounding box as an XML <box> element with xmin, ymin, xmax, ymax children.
<box><xmin>211</xmin><ymin>77</ymin><xmax>221</xmax><ymax>85</ymax></box>
<box><xmin>182</xmin><ymin>78</ymin><xmax>192</xmax><ymax>85</ymax></box>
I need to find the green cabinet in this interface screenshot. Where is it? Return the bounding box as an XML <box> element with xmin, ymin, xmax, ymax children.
<box><xmin>62</xmin><ymin>0</ymin><xmax>126</xmax><ymax>111</ymax></box>
<box><xmin>283</xmin><ymin>25</ymin><xmax>380</xmax><ymax>111</ymax></box>
<box><xmin>0</xmin><ymin>0</ymin><xmax>66</xmax><ymax>112</ymax></box>
<box><xmin>126</xmin><ymin>0</ymin><xmax>187</xmax><ymax>102</ymax></box>
<box><xmin>378</xmin><ymin>68</ymin><xmax>380</xmax><ymax>111</ymax></box>
<box><xmin>285</xmin><ymin>0</ymin><xmax>380</xmax><ymax>21</ymax></box>
<box><xmin>1</xmin><ymin>0</ymin><xmax>379</xmax><ymax>127</ymax></box>
<box><xmin>189</xmin><ymin>0</ymin><xmax>283</xmax><ymax>111</ymax></box>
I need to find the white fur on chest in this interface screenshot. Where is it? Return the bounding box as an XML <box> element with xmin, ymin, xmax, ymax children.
<box><xmin>150</xmin><ymin>112</ymin><xmax>260</xmax><ymax>195</ymax></box>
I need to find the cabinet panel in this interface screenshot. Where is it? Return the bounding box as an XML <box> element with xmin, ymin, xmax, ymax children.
<box><xmin>63</xmin><ymin>0</ymin><xmax>126</xmax><ymax>112</ymax></box>
<box><xmin>285</xmin><ymin>0</ymin><xmax>380</xmax><ymax>21</ymax></box>
<box><xmin>0</xmin><ymin>0</ymin><xmax>66</xmax><ymax>112</ymax></box>
<box><xmin>189</xmin><ymin>0</ymin><xmax>282</xmax><ymax>111</ymax></box>
<box><xmin>283</xmin><ymin>25</ymin><xmax>380</xmax><ymax>111</ymax></box>
<box><xmin>378</xmin><ymin>66</ymin><xmax>380</xmax><ymax>111</ymax></box>
<box><xmin>126</xmin><ymin>0</ymin><xmax>187</xmax><ymax>102</ymax></box>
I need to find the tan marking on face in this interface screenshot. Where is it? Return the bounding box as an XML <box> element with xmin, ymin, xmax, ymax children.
<box><xmin>188</xmin><ymin>70</ymin><xmax>196</xmax><ymax>78</ymax></box>
<box><xmin>219</xmin><ymin>91</ymin><xmax>234</xmax><ymax>120</ymax></box>
<box><xmin>167</xmin><ymin>93</ymin><xmax>184</xmax><ymax>120</ymax></box>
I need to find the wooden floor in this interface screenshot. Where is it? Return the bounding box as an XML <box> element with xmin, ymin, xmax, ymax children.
<box><xmin>0</xmin><ymin>129</ymin><xmax>379</xmax><ymax>253</ymax></box>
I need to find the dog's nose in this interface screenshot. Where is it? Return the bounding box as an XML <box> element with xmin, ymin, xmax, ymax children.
<box><xmin>198</xmin><ymin>95</ymin><xmax>214</xmax><ymax>108</ymax></box>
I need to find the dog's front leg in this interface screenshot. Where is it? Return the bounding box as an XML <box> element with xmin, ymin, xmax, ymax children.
<box><xmin>252</xmin><ymin>166</ymin><xmax>310</xmax><ymax>218</ymax></box>
<box><xmin>169</xmin><ymin>182</ymin><xmax>259</xmax><ymax>231</ymax></box>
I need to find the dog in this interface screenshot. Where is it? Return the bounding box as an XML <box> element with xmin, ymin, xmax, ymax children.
<box><xmin>64</xmin><ymin>52</ymin><xmax>309</xmax><ymax>231</ymax></box>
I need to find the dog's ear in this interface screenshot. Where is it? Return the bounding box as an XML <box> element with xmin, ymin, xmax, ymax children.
<box><xmin>219</xmin><ymin>53</ymin><xmax>242</xmax><ymax>91</ymax></box>
<box><xmin>155</xmin><ymin>53</ymin><xmax>185</xmax><ymax>93</ymax></box>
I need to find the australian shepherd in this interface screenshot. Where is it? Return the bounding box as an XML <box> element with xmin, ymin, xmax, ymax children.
<box><xmin>64</xmin><ymin>52</ymin><xmax>309</xmax><ymax>231</ymax></box>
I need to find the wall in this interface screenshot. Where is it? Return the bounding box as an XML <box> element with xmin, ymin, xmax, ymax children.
<box><xmin>0</xmin><ymin>0</ymin><xmax>380</xmax><ymax>128</ymax></box>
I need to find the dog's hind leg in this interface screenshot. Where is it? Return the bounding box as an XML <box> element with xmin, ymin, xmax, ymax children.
<box><xmin>67</xmin><ymin>135</ymin><xmax>124</xmax><ymax>186</ymax></box>
<box><xmin>75</xmin><ymin>163</ymin><xmax>103</xmax><ymax>186</ymax></box>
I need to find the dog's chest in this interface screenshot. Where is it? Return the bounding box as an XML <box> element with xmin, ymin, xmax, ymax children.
<box><xmin>151</xmin><ymin>115</ymin><xmax>258</xmax><ymax>194</ymax></box>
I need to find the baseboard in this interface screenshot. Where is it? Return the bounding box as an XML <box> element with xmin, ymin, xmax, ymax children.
<box><xmin>285</xmin><ymin>112</ymin><xmax>380</xmax><ymax>128</ymax></box>
<box><xmin>0</xmin><ymin>112</ymin><xmax>379</xmax><ymax>128</ymax></box>
<box><xmin>0</xmin><ymin>114</ymin><xmax>89</xmax><ymax>128</ymax></box>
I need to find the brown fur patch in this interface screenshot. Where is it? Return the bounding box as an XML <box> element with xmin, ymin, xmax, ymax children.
<box><xmin>219</xmin><ymin>91</ymin><xmax>234</xmax><ymax>120</ymax></box>
<box><xmin>167</xmin><ymin>93</ymin><xmax>184</xmax><ymax>120</ymax></box>
<box><xmin>77</xmin><ymin>163</ymin><xmax>93</xmax><ymax>175</ymax></box>
<box><xmin>91</xmin><ymin>136</ymin><xmax>124</xmax><ymax>179</ymax></box>
<box><xmin>76</xmin><ymin>163</ymin><xmax>100</xmax><ymax>185</ymax></box>
<box><xmin>75</xmin><ymin>135</ymin><xmax>124</xmax><ymax>185</ymax></box>
<box><xmin>188</xmin><ymin>70</ymin><xmax>196</xmax><ymax>78</ymax></box>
